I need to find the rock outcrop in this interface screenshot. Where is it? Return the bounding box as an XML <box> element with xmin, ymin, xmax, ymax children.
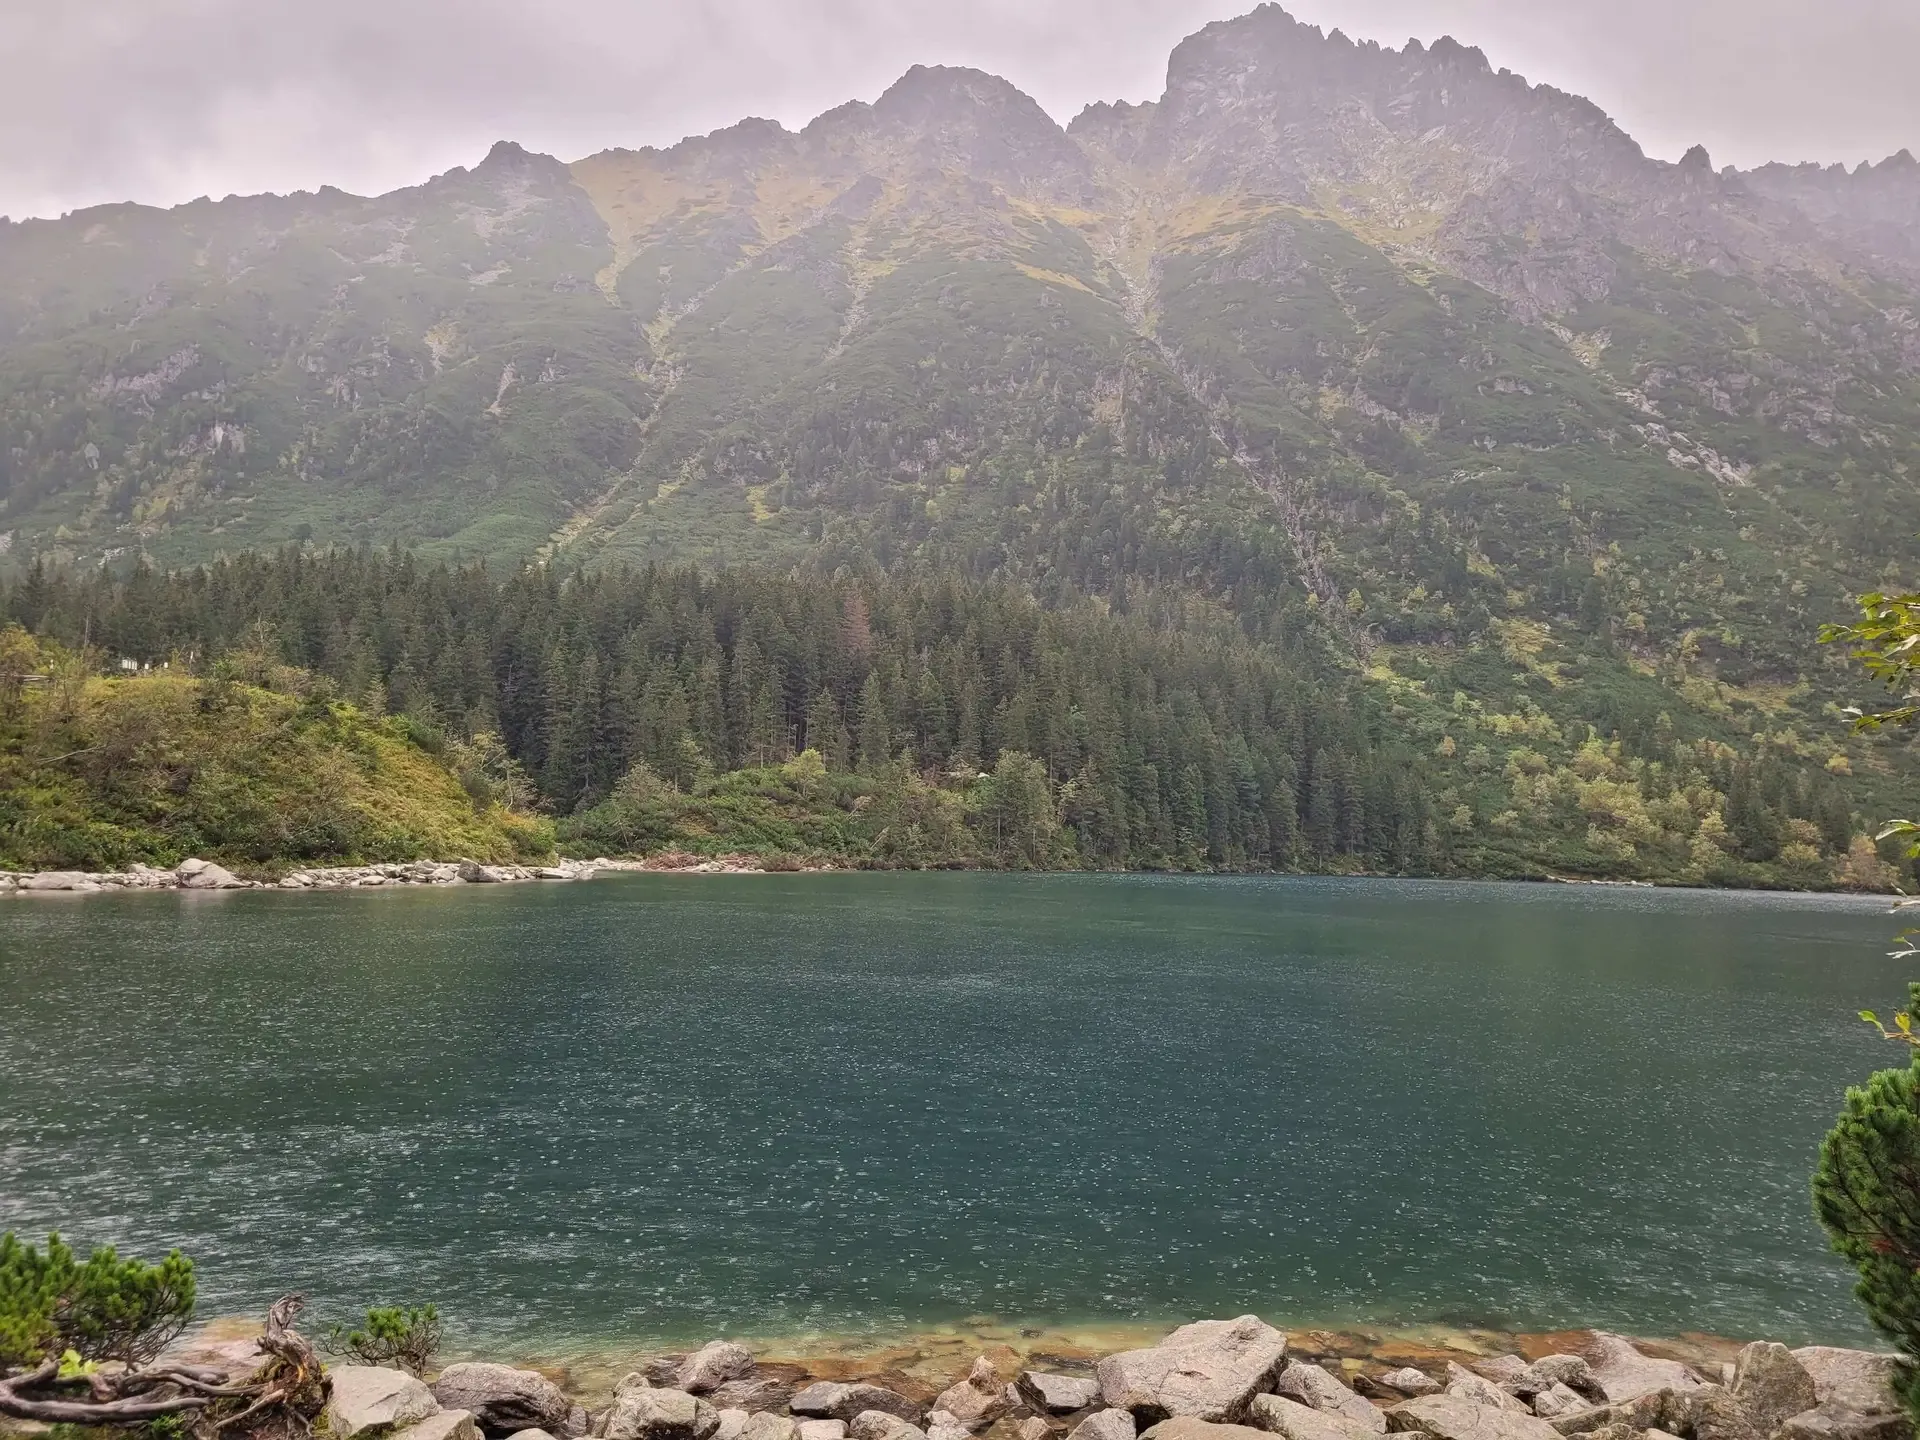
<box><xmin>1271</xmin><ymin>1364</ymin><xmax>1384</xmax><ymax>1435</ymax></box>
<box><xmin>432</xmin><ymin>1363</ymin><xmax>574</xmax><ymax>1436</ymax></box>
<box><xmin>1097</xmin><ymin>1317</ymin><xmax>1290</xmax><ymax>1423</ymax></box>
<box><xmin>327</xmin><ymin>1365</ymin><xmax>443</xmax><ymax>1440</ymax></box>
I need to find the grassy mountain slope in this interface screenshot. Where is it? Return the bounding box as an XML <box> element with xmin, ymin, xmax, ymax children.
<box><xmin>0</xmin><ymin>628</ymin><xmax>549</xmax><ymax>872</ymax></box>
<box><xmin>3</xmin><ymin>6</ymin><xmax>1920</xmax><ymax>877</ymax></box>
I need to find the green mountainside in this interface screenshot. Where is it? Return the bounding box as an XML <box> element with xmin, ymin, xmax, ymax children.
<box><xmin>3</xmin><ymin>4</ymin><xmax>1920</xmax><ymax>882</ymax></box>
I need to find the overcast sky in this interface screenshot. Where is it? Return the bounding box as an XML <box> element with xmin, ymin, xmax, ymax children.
<box><xmin>3</xmin><ymin>0</ymin><xmax>1916</xmax><ymax>220</ymax></box>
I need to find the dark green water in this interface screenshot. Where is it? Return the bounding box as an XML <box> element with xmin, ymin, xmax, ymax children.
<box><xmin>0</xmin><ymin>874</ymin><xmax>1906</xmax><ymax>1351</ymax></box>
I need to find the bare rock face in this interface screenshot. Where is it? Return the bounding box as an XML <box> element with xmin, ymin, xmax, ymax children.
<box><xmin>433</xmin><ymin>1364</ymin><xmax>575</xmax><ymax>1437</ymax></box>
<box><xmin>601</xmin><ymin>1388</ymin><xmax>722</xmax><ymax>1440</ymax></box>
<box><xmin>938</xmin><ymin>1359</ymin><xmax>1017</xmax><ymax>1430</ymax></box>
<box><xmin>678</xmin><ymin>1344</ymin><xmax>758</xmax><ymax>1396</ymax></box>
<box><xmin>1271</xmin><ymin>1364</ymin><xmax>1385</xmax><ymax>1435</ymax></box>
<box><xmin>328</xmin><ymin>1366</ymin><xmax>443</xmax><ymax>1440</ymax></box>
<box><xmin>1383</xmin><ymin>1395</ymin><xmax>1564</xmax><ymax>1440</ymax></box>
<box><xmin>1069</xmin><ymin>1414</ymin><xmax>1138</xmax><ymax>1440</ymax></box>
<box><xmin>1580</xmin><ymin>1338</ymin><xmax>1703</xmax><ymax>1404</ymax></box>
<box><xmin>1791</xmin><ymin>1349</ymin><xmax>1903</xmax><ymax>1416</ymax></box>
<box><xmin>1729</xmin><ymin>1343</ymin><xmax>1818</xmax><ymax>1438</ymax></box>
<box><xmin>1097</xmin><ymin>1317</ymin><xmax>1290</xmax><ymax>1424</ymax></box>
<box><xmin>1247</xmin><ymin>1395</ymin><xmax>1387</xmax><ymax>1440</ymax></box>
<box><xmin>1019</xmin><ymin>1375</ymin><xmax>1103</xmax><ymax>1416</ymax></box>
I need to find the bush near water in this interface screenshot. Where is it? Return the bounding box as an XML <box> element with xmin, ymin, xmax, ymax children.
<box><xmin>0</xmin><ymin>550</ymin><xmax>1908</xmax><ymax>884</ymax></box>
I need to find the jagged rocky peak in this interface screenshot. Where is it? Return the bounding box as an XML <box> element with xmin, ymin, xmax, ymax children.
<box><xmin>804</xmin><ymin>63</ymin><xmax>1092</xmax><ymax>197</ymax></box>
<box><xmin>1740</xmin><ymin>147</ymin><xmax>1920</xmax><ymax>275</ymax></box>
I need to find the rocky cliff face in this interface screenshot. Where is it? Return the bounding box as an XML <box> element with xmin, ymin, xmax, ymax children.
<box><xmin>1</xmin><ymin>4</ymin><xmax>1917</xmax><ymax>721</ymax></box>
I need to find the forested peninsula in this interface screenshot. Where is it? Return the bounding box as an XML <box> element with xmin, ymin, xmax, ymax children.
<box><xmin>0</xmin><ymin>549</ymin><xmax>1902</xmax><ymax>890</ymax></box>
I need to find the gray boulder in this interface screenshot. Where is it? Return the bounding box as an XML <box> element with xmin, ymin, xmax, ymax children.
<box><xmin>1582</xmin><ymin>1337</ymin><xmax>1702</xmax><ymax>1403</ymax></box>
<box><xmin>1470</xmin><ymin>1361</ymin><xmax>1532</xmax><ymax>1388</ymax></box>
<box><xmin>1018</xmin><ymin>1423</ymin><xmax>1054</xmax><ymax>1440</ymax></box>
<box><xmin>395</xmin><ymin>1414</ymin><xmax>485</xmax><ymax>1440</ymax></box>
<box><xmin>1779</xmin><ymin>1411</ymin><xmax>1913</xmax><ymax>1440</ymax></box>
<box><xmin>848</xmin><ymin>1414</ymin><xmax>927</xmax><ymax>1440</ymax></box>
<box><xmin>505</xmin><ymin>1430</ymin><xmax>558</xmax><ymax>1440</ymax></box>
<box><xmin>1792</xmin><ymin>1350</ymin><xmax>1904</xmax><ymax>1416</ymax></box>
<box><xmin>1247</xmin><ymin>1396</ymin><xmax>1386</xmax><ymax>1440</ymax></box>
<box><xmin>791</xmin><ymin>1386</ymin><xmax>921</xmax><ymax>1425</ymax></box>
<box><xmin>1271</xmin><ymin>1364</ymin><xmax>1384</xmax><ymax>1435</ymax></box>
<box><xmin>797</xmin><ymin>1425</ymin><xmax>848</xmax><ymax>1440</ymax></box>
<box><xmin>178</xmin><ymin>859</ymin><xmax>247</xmax><ymax>888</ymax></box>
<box><xmin>1139</xmin><ymin>1419</ymin><xmax>1270</xmax><ymax>1440</ymax></box>
<box><xmin>1528</xmin><ymin>1387</ymin><xmax>1588</xmax><ymax>1421</ymax></box>
<box><xmin>1547</xmin><ymin>1388</ymin><xmax>1683</xmax><ymax>1437</ymax></box>
<box><xmin>1069</xmin><ymin>1414</ymin><xmax>1137</xmax><ymax>1440</ymax></box>
<box><xmin>927</xmin><ymin>1410</ymin><xmax>973</xmax><ymax>1440</ymax></box>
<box><xmin>1384</xmin><ymin>1396</ymin><xmax>1563</xmax><ymax>1440</ymax></box>
<box><xmin>741</xmin><ymin>1418</ymin><xmax>800</xmax><ymax>1440</ymax></box>
<box><xmin>1730</xmin><ymin>1343</ymin><xmax>1818</xmax><ymax>1438</ymax></box>
<box><xmin>327</xmin><ymin>1364</ymin><xmax>442</xmax><ymax>1440</ymax></box>
<box><xmin>1523</xmin><ymin>1360</ymin><xmax>1600</xmax><ymax>1405</ymax></box>
<box><xmin>1374</xmin><ymin>1374</ymin><xmax>1440</xmax><ymax>1401</ymax></box>
<box><xmin>1097</xmin><ymin>1317</ymin><xmax>1289</xmax><ymax>1424</ymax></box>
<box><xmin>1020</xmin><ymin>1375</ymin><xmax>1103</xmax><ymax>1416</ymax></box>
<box><xmin>678</xmin><ymin>1344</ymin><xmax>758</xmax><ymax>1396</ymax></box>
<box><xmin>433</xmin><ymin>1364</ymin><xmax>573</xmax><ymax>1438</ymax></box>
<box><xmin>601</xmin><ymin>1388</ymin><xmax>721</xmax><ymax>1440</ymax></box>
<box><xmin>1442</xmin><ymin>1365</ymin><xmax>1528</xmax><ymax>1415</ymax></box>
<box><xmin>713</xmin><ymin>1413</ymin><xmax>751</xmax><ymax>1440</ymax></box>
<box><xmin>25</xmin><ymin>871</ymin><xmax>101</xmax><ymax>891</ymax></box>
<box><xmin>937</xmin><ymin>1358</ymin><xmax>1015</xmax><ymax>1430</ymax></box>
<box><xmin>710</xmin><ymin>1380</ymin><xmax>794</xmax><ymax>1412</ymax></box>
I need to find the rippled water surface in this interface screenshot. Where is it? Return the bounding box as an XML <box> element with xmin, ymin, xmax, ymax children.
<box><xmin>0</xmin><ymin>874</ymin><xmax>1904</xmax><ymax>1350</ymax></box>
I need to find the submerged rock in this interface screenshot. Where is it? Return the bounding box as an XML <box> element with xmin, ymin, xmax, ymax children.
<box><xmin>433</xmin><ymin>1363</ymin><xmax>574</xmax><ymax>1437</ymax></box>
<box><xmin>327</xmin><ymin>1364</ymin><xmax>442</xmax><ymax>1440</ymax></box>
<box><xmin>1097</xmin><ymin>1316</ymin><xmax>1289</xmax><ymax>1423</ymax></box>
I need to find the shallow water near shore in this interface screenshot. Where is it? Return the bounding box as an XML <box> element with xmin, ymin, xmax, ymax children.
<box><xmin>0</xmin><ymin>873</ymin><xmax>1905</xmax><ymax>1356</ymax></box>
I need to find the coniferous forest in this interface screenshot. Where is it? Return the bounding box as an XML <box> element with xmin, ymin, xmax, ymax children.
<box><xmin>0</xmin><ymin>548</ymin><xmax>1902</xmax><ymax>887</ymax></box>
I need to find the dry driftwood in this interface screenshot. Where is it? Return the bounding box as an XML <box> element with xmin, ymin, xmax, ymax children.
<box><xmin>0</xmin><ymin>1292</ymin><xmax>329</xmax><ymax>1433</ymax></box>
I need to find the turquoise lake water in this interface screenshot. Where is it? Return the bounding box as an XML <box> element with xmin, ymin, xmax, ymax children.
<box><xmin>0</xmin><ymin>873</ymin><xmax>1905</xmax><ymax>1352</ymax></box>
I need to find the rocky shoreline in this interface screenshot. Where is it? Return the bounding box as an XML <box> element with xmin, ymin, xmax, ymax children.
<box><xmin>150</xmin><ymin>1319</ymin><xmax>1907</xmax><ymax>1440</ymax></box>
<box><xmin>0</xmin><ymin>851</ymin><xmax>840</xmax><ymax>894</ymax></box>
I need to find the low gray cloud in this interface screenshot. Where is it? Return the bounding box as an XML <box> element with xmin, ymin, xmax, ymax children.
<box><xmin>3</xmin><ymin>0</ymin><xmax>1915</xmax><ymax>219</ymax></box>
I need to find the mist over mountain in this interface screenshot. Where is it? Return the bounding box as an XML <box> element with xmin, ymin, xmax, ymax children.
<box><xmin>3</xmin><ymin>2</ymin><xmax>1919</xmax><ymax>881</ymax></box>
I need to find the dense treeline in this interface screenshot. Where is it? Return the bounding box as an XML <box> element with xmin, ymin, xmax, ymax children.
<box><xmin>2</xmin><ymin>549</ymin><xmax>1434</xmax><ymax>872</ymax></box>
